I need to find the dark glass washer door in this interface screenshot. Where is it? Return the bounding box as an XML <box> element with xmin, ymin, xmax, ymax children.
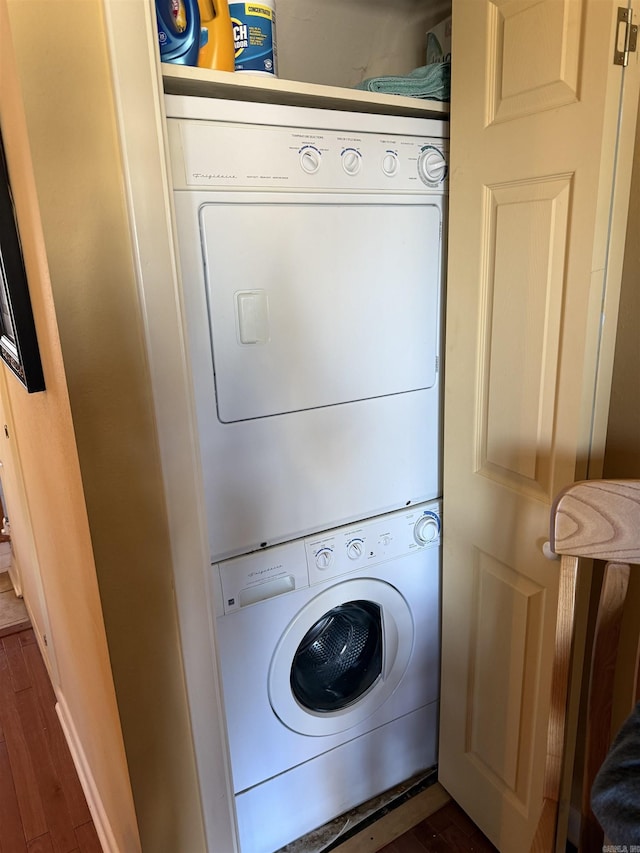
<box><xmin>290</xmin><ymin>600</ymin><xmax>383</xmax><ymax>713</ymax></box>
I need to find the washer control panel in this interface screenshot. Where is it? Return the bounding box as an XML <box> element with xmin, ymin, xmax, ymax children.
<box><xmin>216</xmin><ymin>500</ymin><xmax>442</xmax><ymax>614</ymax></box>
<box><xmin>170</xmin><ymin>119</ymin><xmax>448</xmax><ymax>192</ymax></box>
<box><xmin>305</xmin><ymin>500</ymin><xmax>441</xmax><ymax>585</ymax></box>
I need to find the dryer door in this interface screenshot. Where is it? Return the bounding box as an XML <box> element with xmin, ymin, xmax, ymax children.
<box><xmin>268</xmin><ymin>578</ymin><xmax>413</xmax><ymax>736</ymax></box>
<box><xmin>200</xmin><ymin>197</ymin><xmax>442</xmax><ymax>423</ymax></box>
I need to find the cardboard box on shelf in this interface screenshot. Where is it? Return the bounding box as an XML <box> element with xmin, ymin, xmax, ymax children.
<box><xmin>426</xmin><ymin>16</ymin><xmax>451</xmax><ymax>65</ymax></box>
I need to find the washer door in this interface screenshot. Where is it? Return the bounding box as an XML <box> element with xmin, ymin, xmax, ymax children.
<box><xmin>268</xmin><ymin>578</ymin><xmax>414</xmax><ymax>736</ymax></box>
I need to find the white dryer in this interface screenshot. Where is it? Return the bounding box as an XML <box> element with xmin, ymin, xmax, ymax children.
<box><xmin>211</xmin><ymin>501</ymin><xmax>441</xmax><ymax>853</ymax></box>
<box><xmin>166</xmin><ymin>96</ymin><xmax>448</xmax><ymax>562</ymax></box>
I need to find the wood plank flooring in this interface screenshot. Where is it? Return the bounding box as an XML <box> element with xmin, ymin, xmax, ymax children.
<box><xmin>331</xmin><ymin>781</ymin><xmax>498</xmax><ymax>853</ymax></box>
<box><xmin>377</xmin><ymin>800</ymin><xmax>498</xmax><ymax>853</ymax></box>
<box><xmin>0</xmin><ymin>627</ymin><xmax>100</xmax><ymax>853</ymax></box>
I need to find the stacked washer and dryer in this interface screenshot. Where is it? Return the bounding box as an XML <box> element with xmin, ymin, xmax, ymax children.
<box><xmin>165</xmin><ymin>94</ymin><xmax>449</xmax><ymax>853</ymax></box>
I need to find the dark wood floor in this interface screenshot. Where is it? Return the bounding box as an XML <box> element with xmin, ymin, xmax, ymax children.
<box><xmin>0</xmin><ymin>626</ymin><xmax>101</xmax><ymax>853</ymax></box>
<box><xmin>378</xmin><ymin>800</ymin><xmax>499</xmax><ymax>853</ymax></box>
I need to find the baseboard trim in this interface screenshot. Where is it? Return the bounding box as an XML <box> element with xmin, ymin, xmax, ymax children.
<box><xmin>55</xmin><ymin>693</ymin><xmax>119</xmax><ymax>853</ymax></box>
<box><xmin>0</xmin><ymin>619</ymin><xmax>30</xmax><ymax>638</ymax></box>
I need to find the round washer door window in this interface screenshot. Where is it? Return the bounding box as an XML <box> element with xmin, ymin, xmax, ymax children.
<box><xmin>290</xmin><ymin>600</ymin><xmax>383</xmax><ymax>713</ymax></box>
<box><xmin>268</xmin><ymin>578</ymin><xmax>413</xmax><ymax>737</ymax></box>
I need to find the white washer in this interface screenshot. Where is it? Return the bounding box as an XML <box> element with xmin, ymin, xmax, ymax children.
<box><xmin>166</xmin><ymin>96</ymin><xmax>448</xmax><ymax>562</ymax></box>
<box><xmin>212</xmin><ymin>501</ymin><xmax>441</xmax><ymax>853</ymax></box>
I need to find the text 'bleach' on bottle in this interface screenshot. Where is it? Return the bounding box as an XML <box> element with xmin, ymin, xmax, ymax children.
<box><xmin>155</xmin><ymin>0</ymin><xmax>235</xmax><ymax>71</ymax></box>
<box><xmin>229</xmin><ymin>0</ymin><xmax>277</xmax><ymax>76</ymax></box>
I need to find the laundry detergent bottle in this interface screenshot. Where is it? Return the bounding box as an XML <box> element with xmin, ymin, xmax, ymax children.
<box><xmin>196</xmin><ymin>0</ymin><xmax>235</xmax><ymax>71</ymax></box>
<box><xmin>155</xmin><ymin>0</ymin><xmax>201</xmax><ymax>66</ymax></box>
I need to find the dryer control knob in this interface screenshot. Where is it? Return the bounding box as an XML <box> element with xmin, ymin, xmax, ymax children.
<box><xmin>346</xmin><ymin>539</ymin><xmax>364</xmax><ymax>560</ymax></box>
<box><xmin>414</xmin><ymin>512</ymin><xmax>441</xmax><ymax>546</ymax></box>
<box><xmin>417</xmin><ymin>146</ymin><xmax>447</xmax><ymax>185</ymax></box>
<box><xmin>300</xmin><ymin>147</ymin><xmax>321</xmax><ymax>174</ymax></box>
<box><xmin>315</xmin><ymin>548</ymin><xmax>334</xmax><ymax>569</ymax></box>
<box><xmin>342</xmin><ymin>149</ymin><xmax>362</xmax><ymax>176</ymax></box>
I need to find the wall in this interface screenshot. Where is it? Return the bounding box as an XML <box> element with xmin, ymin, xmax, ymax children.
<box><xmin>0</xmin><ymin>1</ymin><xmax>139</xmax><ymax>849</ymax></box>
<box><xmin>563</xmin><ymin>87</ymin><xmax>640</xmax><ymax>835</ymax></box>
<box><xmin>5</xmin><ymin>1</ymin><xmax>206</xmax><ymax>851</ymax></box>
<box><xmin>603</xmin><ymin>86</ymin><xmax>640</xmax><ymax>736</ymax></box>
<box><xmin>275</xmin><ymin>0</ymin><xmax>451</xmax><ymax>86</ymax></box>
<box><xmin>604</xmin><ymin>99</ymin><xmax>640</xmax><ymax>481</ymax></box>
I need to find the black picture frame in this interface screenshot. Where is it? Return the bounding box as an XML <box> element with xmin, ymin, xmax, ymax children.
<box><xmin>0</xmin><ymin>129</ymin><xmax>45</xmax><ymax>393</ymax></box>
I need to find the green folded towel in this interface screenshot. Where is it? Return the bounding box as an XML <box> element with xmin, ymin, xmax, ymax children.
<box><xmin>355</xmin><ymin>62</ymin><xmax>450</xmax><ymax>101</ymax></box>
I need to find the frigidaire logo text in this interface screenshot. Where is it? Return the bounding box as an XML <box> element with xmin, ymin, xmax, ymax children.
<box><xmin>249</xmin><ymin>563</ymin><xmax>283</xmax><ymax>578</ymax></box>
<box><xmin>193</xmin><ymin>172</ymin><xmax>236</xmax><ymax>180</ymax></box>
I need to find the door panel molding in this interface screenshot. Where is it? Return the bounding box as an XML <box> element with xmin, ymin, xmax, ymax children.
<box><xmin>468</xmin><ymin>550</ymin><xmax>545</xmax><ymax>806</ymax></box>
<box><xmin>477</xmin><ymin>174</ymin><xmax>572</xmax><ymax>498</ymax></box>
<box><xmin>488</xmin><ymin>0</ymin><xmax>583</xmax><ymax>125</ymax></box>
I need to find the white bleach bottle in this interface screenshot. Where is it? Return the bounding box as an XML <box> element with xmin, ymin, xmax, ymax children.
<box><xmin>229</xmin><ymin>0</ymin><xmax>277</xmax><ymax>76</ymax></box>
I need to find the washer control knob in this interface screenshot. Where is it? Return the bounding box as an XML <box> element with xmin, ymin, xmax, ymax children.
<box><xmin>414</xmin><ymin>512</ymin><xmax>441</xmax><ymax>546</ymax></box>
<box><xmin>341</xmin><ymin>149</ymin><xmax>362</xmax><ymax>176</ymax></box>
<box><xmin>382</xmin><ymin>152</ymin><xmax>399</xmax><ymax>177</ymax></box>
<box><xmin>300</xmin><ymin>147</ymin><xmax>321</xmax><ymax>174</ymax></box>
<box><xmin>346</xmin><ymin>539</ymin><xmax>364</xmax><ymax>560</ymax></box>
<box><xmin>417</xmin><ymin>146</ymin><xmax>447</xmax><ymax>185</ymax></box>
<box><xmin>315</xmin><ymin>548</ymin><xmax>334</xmax><ymax>569</ymax></box>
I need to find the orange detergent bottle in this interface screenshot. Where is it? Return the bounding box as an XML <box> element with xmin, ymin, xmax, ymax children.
<box><xmin>197</xmin><ymin>0</ymin><xmax>235</xmax><ymax>70</ymax></box>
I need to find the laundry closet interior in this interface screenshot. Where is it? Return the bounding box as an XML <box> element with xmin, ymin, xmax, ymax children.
<box><xmin>158</xmin><ymin>1</ymin><xmax>452</xmax><ymax>852</ymax></box>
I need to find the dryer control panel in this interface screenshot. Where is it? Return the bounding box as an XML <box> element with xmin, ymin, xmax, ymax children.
<box><xmin>215</xmin><ymin>500</ymin><xmax>441</xmax><ymax>614</ymax></box>
<box><xmin>168</xmin><ymin>119</ymin><xmax>448</xmax><ymax>193</ymax></box>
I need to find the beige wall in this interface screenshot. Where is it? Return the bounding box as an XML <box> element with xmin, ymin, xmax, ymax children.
<box><xmin>275</xmin><ymin>0</ymin><xmax>451</xmax><ymax>86</ymax></box>
<box><xmin>566</xmin><ymin>89</ymin><xmax>640</xmax><ymax>829</ymax></box>
<box><xmin>5</xmin><ymin>1</ymin><xmax>206</xmax><ymax>851</ymax></box>
<box><xmin>604</xmin><ymin>97</ymin><xmax>640</xmax><ymax>481</ymax></box>
<box><xmin>603</xmin><ymin>89</ymin><xmax>640</xmax><ymax>737</ymax></box>
<box><xmin>0</xmin><ymin>1</ymin><xmax>139</xmax><ymax>849</ymax></box>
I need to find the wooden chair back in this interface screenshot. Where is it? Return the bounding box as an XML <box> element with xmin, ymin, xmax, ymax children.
<box><xmin>531</xmin><ymin>480</ymin><xmax>640</xmax><ymax>853</ymax></box>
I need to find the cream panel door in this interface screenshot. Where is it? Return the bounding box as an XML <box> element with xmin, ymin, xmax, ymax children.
<box><xmin>440</xmin><ymin>1</ymin><xmax>640</xmax><ymax>851</ymax></box>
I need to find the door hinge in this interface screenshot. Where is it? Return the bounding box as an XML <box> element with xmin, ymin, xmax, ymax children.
<box><xmin>614</xmin><ymin>6</ymin><xmax>638</xmax><ymax>66</ymax></box>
